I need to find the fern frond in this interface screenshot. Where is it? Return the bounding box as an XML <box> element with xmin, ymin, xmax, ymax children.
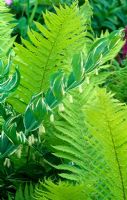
<box><xmin>44</xmin><ymin>80</ymin><xmax>100</xmax><ymax>182</ymax></box>
<box><xmin>48</xmin><ymin>85</ymin><xmax>127</xmax><ymax>199</ymax></box>
<box><xmin>0</xmin><ymin>1</ymin><xmax>15</xmax><ymax>58</ymax></box>
<box><xmin>34</xmin><ymin>179</ymin><xmax>91</xmax><ymax>200</ymax></box>
<box><xmin>84</xmin><ymin>89</ymin><xmax>127</xmax><ymax>199</ymax></box>
<box><xmin>8</xmin><ymin>1</ymin><xmax>92</xmax><ymax>113</ymax></box>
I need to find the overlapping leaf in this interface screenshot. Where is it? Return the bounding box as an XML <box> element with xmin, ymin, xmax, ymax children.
<box><xmin>24</xmin><ymin>29</ymin><xmax>124</xmax><ymax>132</ymax></box>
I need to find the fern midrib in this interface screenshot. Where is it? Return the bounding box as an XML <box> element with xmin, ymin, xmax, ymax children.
<box><xmin>39</xmin><ymin>13</ymin><xmax>69</xmax><ymax>92</ymax></box>
<box><xmin>106</xmin><ymin>118</ymin><xmax>126</xmax><ymax>200</ymax></box>
<box><xmin>39</xmin><ymin>32</ymin><xmax>59</xmax><ymax>91</ymax></box>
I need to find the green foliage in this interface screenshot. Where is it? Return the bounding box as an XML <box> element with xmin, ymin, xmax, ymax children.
<box><xmin>37</xmin><ymin>0</ymin><xmax>73</xmax><ymax>5</ymax></box>
<box><xmin>90</xmin><ymin>0</ymin><xmax>127</xmax><ymax>34</ymax></box>
<box><xmin>23</xmin><ymin>29</ymin><xmax>124</xmax><ymax>133</ymax></box>
<box><xmin>106</xmin><ymin>67</ymin><xmax>127</xmax><ymax>103</ymax></box>
<box><xmin>85</xmin><ymin>89</ymin><xmax>127</xmax><ymax>199</ymax></box>
<box><xmin>50</xmin><ymin>87</ymin><xmax>127</xmax><ymax>199</ymax></box>
<box><xmin>0</xmin><ymin>59</ymin><xmax>20</xmax><ymax>103</ymax></box>
<box><xmin>11</xmin><ymin>0</ymin><xmax>74</xmax><ymax>39</ymax></box>
<box><xmin>9</xmin><ymin>180</ymin><xmax>91</xmax><ymax>200</ymax></box>
<box><xmin>8</xmin><ymin>1</ymin><xmax>93</xmax><ymax>113</ymax></box>
<box><xmin>45</xmin><ymin>82</ymin><xmax>96</xmax><ymax>182</ymax></box>
<box><xmin>0</xmin><ymin>1</ymin><xmax>127</xmax><ymax>200</ymax></box>
<box><xmin>0</xmin><ymin>0</ymin><xmax>15</xmax><ymax>58</ymax></box>
<box><xmin>8</xmin><ymin>184</ymin><xmax>34</xmax><ymax>200</ymax></box>
<box><xmin>0</xmin><ymin>132</ymin><xmax>16</xmax><ymax>159</ymax></box>
<box><xmin>34</xmin><ymin>179</ymin><xmax>91</xmax><ymax>200</ymax></box>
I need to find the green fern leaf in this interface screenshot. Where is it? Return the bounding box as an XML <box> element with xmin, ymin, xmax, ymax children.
<box><xmin>44</xmin><ymin>81</ymin><xmax>98</xmax><ymax>182</ymax></box>
<box><xmin>8</xmin><ymin>1</ymin><xmax>92</xmax><ymax>113</ymax></box>
<box><xmin>45</xmin><ymin>76</ymin><xmax>127</xmax><ymax>199</ymax></box>
<box><xmin>84</xmin><ymin>88</ymin><xmax>127</xmax><ymax>199</ymax></box>
<box><xmin>34</xmin><ymin>179</ymin><xmax>91</xmax><ymax>200</ymax></box>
